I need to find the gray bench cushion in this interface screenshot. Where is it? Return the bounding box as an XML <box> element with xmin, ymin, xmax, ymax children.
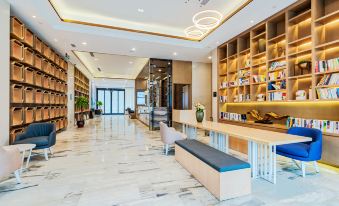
<box><xmin>175</xmin><ymin>139</ymin><xmax>250</xmax><ymax>172</ymax></box>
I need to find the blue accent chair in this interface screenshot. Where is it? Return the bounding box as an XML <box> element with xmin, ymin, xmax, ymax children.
<box><xmin>277</xmin><ymin>127</ymin><xmax>322</xmax><ymax>177</ymax></box>
<box><xmin>13</xmin><ymin>123</ymin><xmax>56</xmax><ymax>160</ymax></box>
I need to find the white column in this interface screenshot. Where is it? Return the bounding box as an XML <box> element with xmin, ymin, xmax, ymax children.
<box><xmin>67</xmin><ymin>64</ymin><xmax>75</xmax><ymax>127</ymax></box>
<box><xmin>0</xmin><ymin>0</ymin><xmax>10</xmax><ymax>146</ymax></box>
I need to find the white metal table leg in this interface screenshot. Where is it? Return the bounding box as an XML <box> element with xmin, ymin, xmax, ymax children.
<box><xmin>273</xmin><ymin>145</ymin><xmax>277</xmax><ymax>184</ymax></box>
<box><xmin>25</xmin><ymin>148</ymin><xmax>33</xmax><ymax>168</ymax></box>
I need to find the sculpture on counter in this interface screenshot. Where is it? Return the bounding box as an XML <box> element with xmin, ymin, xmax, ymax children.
<box><xmin>247</xmin><ymin>109</ymin><xmax>289</xmax><ymax>124</ymax></box>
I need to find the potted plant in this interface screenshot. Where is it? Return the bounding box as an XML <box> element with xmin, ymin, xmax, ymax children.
<box><xmin>75</xmin><ymin>96</ymin><xmax>89</xmax><ymax>128</ymax></box>
<box><xmin>95</xmin><ymin>101</ymin><xmax>103</xmax><ymax>115</ymax></box>
<box><xmin>194</xmin><ymin>103</ymin><xmax>205</xmax><ymax>123</ymax></box>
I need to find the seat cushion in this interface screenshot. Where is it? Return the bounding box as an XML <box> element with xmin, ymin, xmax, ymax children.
<box><xmin>14</xmin><ymin>136</ymin><xmax>49</xmax><ymax>147</ymax></box>
<box><xmin>277</xmin><ymin>143</ymin><xmax>309</xmax><ymax>158</ymax></box>
<box><xmin>175</xmin><ymin>140</ymin><xmax>250</xmax><ymax>172</ymax></box>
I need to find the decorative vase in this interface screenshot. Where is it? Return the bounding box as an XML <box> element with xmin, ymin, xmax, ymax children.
<box><xmin>258</xmin><ymin>38</ymin><xmax>266</xmax><ymax>53</ymax></box>
<box><xmin>196</xmin><ymin>110</ymin><xmax>204</xmax><ymax>123</ymax></box>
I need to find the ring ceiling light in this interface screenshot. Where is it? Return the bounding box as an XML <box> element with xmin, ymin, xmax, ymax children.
<box><xmin>184</xmin><ymin>26</ymin><xmax>207</xmax><ymax>39</ymax></box>
<box><xmin>185</xmin><ymin>10</ymin><xmax>222</xmax><ymax>38</ymax></box>
<box><xmin>193</xmin><ymin>10</ymin><xmax>223</xmax><ymax>30</ymax></box>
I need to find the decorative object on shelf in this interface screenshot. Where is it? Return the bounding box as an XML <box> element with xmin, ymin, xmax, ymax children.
<box><xmin>194</xmin><ymin>103</ymin><xmax>205</xmax><ymax>123</ymax></box>
<box><xmin>75</xmin><ymin>96</ymin><xmax>89</xmax><ymax>128</ymax></box>
<box><xmin>245</xmin><ymin>59</ymin><xmax>251</xmax><ymax>67</ymax></box>
<box><xmin>278</xmin><ymin>46</ymin><xmax>285</xmax><ymax>57</ymax></box>
<box><xmin>296</xmin><ymin>90</ymin><xmax>307</xmax><ymax>100</ymax></box>
<box><xmin>296</xmin><ymin>60</ymin><xmax>311</xmax><ymax>75</ymax></box>
<box><xmin>247</xmin><ymin>109</ymin><xmax>289</xmax><ymax>124</ymax></box>
<box><xmin>257</xmin><ymin>94</ymin><xmax>266</xmax><ymax>101</ymax></box>
<box><xmin>258</xmin><ymin>38</ymin><xmax>266</xmax><ymax>53</ymax></box>
<box><xmin>241</xmin><ymin>114</ymin><xmax>247</xmax><ymax>122</ymax></box>
<box><xmin>95</xmin><ymin>101</ymin><xmax>103</xmax><ymax>115</ymax></box>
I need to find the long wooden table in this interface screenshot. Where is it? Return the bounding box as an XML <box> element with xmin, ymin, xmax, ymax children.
<box><xmin>174</xmin><ymin>115</ymin><xmax>311</xmax><ymax>184</ymax></box>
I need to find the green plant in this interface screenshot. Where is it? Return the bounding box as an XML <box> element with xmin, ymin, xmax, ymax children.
<box><xmin>75</xmin><ymin>96</ymin><xmax>89</xmax><ymax>121</ymax></box>
<box><xmin>96</xmin><ymin>101</ymin><xmax>103</xmax><ymax>109</ymax></box>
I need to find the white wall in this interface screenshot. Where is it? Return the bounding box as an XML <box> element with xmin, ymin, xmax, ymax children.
<box><xmin>211</xmin><ymin>49</ymin><xmax>218</xmax><ymax>122</ymax></box>
<box><xmin>92</xmin><ymin>78</ymin><xmax>135</xmax><ymax>110</ymax></box>
<box><xmin>67</xmin><ymin>64</ymin><xmax>75</xmax><ymax>127</ymax></box>
<box><xmin>192</xmin><ymin>62</ymin><xmax>212</xmax><ymax>120</ymax></box>
<box><xmin>0</xmin><ymin>0</ymin><xmax>10</xmax><ymax>146</ymax></box>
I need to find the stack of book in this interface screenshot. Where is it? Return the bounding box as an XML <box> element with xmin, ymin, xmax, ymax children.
<box><xmin>317</xmin><ymin>73</ymin><xmax>339</xmax><ymax>86</ymax></box>
<box><xmin>268</xmin><ymin>71</ymin><xmax>286</xmax><ymax>81</ymax></box>
<box><xmin>238</xmin><ymin>94</ymin><xmax>251</xmax><ymax>102</ymax></box>
<box><xmin>315</xmin><ymin>57</ymin><xmax>339</xmax><ymax>73</ymax></box>
<box><xmin>316</xmin><ymin>87</ymin><xmax>339</xmax><ymax>99</ymax></box>
<box><xmin>252</xmin><ymin>75</ymin><xmax>266</xmax><ymax>83</ymax></box>
<box><xmin>239</xmin><ymin>78</ymin><xmax>250</xmax><ymax>86</ymax></box>
<box><xmin>287</xmin><ymin>117</ymin><xmax>339</xmax><ymax>134</ymax></box>
<box><xmin>220</xmin><ymin>81</ymin><xmax>228</xmax><ymax>88</ymax></box>
<box><xmin>268</xmin><ymin>80</ymin><xmax>286</xmax><ymax>91</ymax></box>
<box><xmin>239</xmin><ymin>70</ymin><xmax>250</xmax><ymax>77</ymax></box>
<box><xmin>269</xmin><ymin>61</ymin><xmax>286</xmax><ymax>71</ymax></box>
<box><xmin>219</xmin><ymin>95</ymin><xmax>227</xmax><ymax>103</ymax></box>
<box><xmin>268</xmin><ymin>91</ymin><xmax>286</xmax><ymax>101</ymax></box>
<box><xmin>220</xmin><ymin>112</ymin><xmax>243</xmax><ymax>121</ymax></box>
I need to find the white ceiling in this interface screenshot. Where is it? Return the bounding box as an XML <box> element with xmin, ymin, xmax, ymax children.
<box><xmin>50</xmin><ymin>0</ymin><xmax>250</xmax><ymax>40</ymax></box>
<box><xmin>7</xmin><ymin>0</ymin><xmax>297</xmax><ymax>79</ymax></box>
<box><xmin>74</xmin><ymin>51</ymin><xmax>149</xmax><ymax>79</ymax></box>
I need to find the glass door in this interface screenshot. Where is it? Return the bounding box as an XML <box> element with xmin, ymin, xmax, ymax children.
<box><xmin>97</xmin><ymin>88</ymin><xmax>125</xmax><ymax>115</ymax></box>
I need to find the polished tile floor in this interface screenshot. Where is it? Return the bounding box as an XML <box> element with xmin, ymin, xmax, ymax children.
<box><xmin>1</xmin><ymin>116</ymin><xmax>339</xmax><ymax>206</ymax></box>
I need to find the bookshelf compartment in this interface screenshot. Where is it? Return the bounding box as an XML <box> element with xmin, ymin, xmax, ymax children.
<box><xmin>35</xmin><ymin>107</ymin><xmax>42</xmax><ymax>121</ymax></box>
<box><xmin>50</xmin><ymin>64</ymin><xmax>56</xmax><ymax>76</ymax></box>
<box><xmin>35</xmin><ymin>71</ymin><xmax>43</xmax><ymax>87</ymax></box>
<box><xmin>288</xmin><ymin>77</ymin><xmax>313</xmax><ymax>100</ymax></box>
<box><xmin>11</xmin><ymin>84</ymin><xmax>24</xmax><ymax>103</ymax></box>
<box><xmin>23</xmin><ymin>28</ymin><xmax>34</xmax><ymax>47</ymax></box>
<box><xmin>288</xmin><ymin>53</ymin><xmax>312</xmax><ymax>77</ymax></box>
<box><xmin>251</xmin><ymin>83</ymin><xmax>267</xmax><ymax>101</ymax></box>
<box><xmin>50</xmin><ymin>78</ymin><xmax>56</xmax><ymax>90</ymax></box>
<box><xmin>55</xmin><ymin>68</ymin><xmax>61</xmax><ymax>79</ymax></box>
<box><xmin>50</xmin><ymin>107</ymin><xmax>55</xmax><ymax>119</ymax></box>
<box><xmin>314</xmin><ymin>0</ymin><xmax>339</xmax><ymax>21</ymax></box>
<box><xmin>23</xmin><ymin>47</ymin><xmax>34</xmax><ymax>65</ymax></box>
<box><xmin>34</xmin><ymin>54</ymin><xmax>42</xmax><ymax>70</ymax></box>
<box><xmin>10</xmin><ymin>128</ymin><xmax>24</xmax><ymax>144</ymax></box>
<box><xmin>35</xmin><ymin>89</ymin><xmax>43</xmax><ymax>104</ymax></box>
<box><xmin>10</xmin><ymin>17</ymin><xmax>24</xmax><ymax>39</ymax></box>
<box><xmin>10</xmin><ymin>39</ymin><xmax>24</xmax><ymax>60</ymax></box>
<box><xmin>42</xmin><ymin>43</ymin><xmax>51</xmax><ymax>59</ymax></box>
<box><xmin>43</xmin><ymin>75</ymin><xmax>50</xmax><ymax>89</ymax></box>
<box><xmin>11</xmin><ymin>107</ymin><xmax>23</xmax><ymax>126</ymax></box>
<box><xmin>50</xmin><ymin>93</ymin><xmax>55</xmax><ymax>104</ymax></box>
<box><xmin>42</xmin><ymin>59</ymin><xmax>50</xmax><ymax>74</ymax></box>
<box><xmin>34</xmin><ymin>36</ymin><xmax>42</xmax><ymax>53</ymax></box>
<box><xmin>10</xmin><ymin>62</ymin><xmax>24</xmax><ymax>82</ymax></box>
<box><xmin>55</xmin><ymin>94</ymin><xmax>60</xmax><ymax>105</ymax></box>
<box><xmin>24</xmin><ymin>87</ymin><xmax>35</xmax><ymax>103</ymax></box>
<box><xmin>43</xmin><ymin>91</ymin><xmax>50</xmax><ymax>104</ymax></box>
<box><xmin>42</xmin><ymin>107</ymin><xmax>50</xmax><ymax>120</ymax></box>
<box><xmin>24</xmin><ymin>107</ymin><xmax>35</xmax><ymax>124</ymax></box>
<box><xmin>24</xmin><ymin>67</ymin><xmax>34</xmax><ymax>85</ymax></box>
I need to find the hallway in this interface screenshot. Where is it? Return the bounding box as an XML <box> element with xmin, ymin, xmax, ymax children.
<box><xmin>1</xmin><ymin>116</ymin><xmax>339</xmax><ymax>206</ymax></box>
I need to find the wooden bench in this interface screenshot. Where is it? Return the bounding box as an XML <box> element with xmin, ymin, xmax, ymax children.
<box><xmin>175</xmin><ymin>140</ymin><xmax>251</xmax><ymax>201</ymax></box>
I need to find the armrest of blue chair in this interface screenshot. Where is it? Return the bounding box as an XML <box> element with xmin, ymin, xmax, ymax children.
<box><xmin>48</xmin><ymin>130</ymin><xmax>57</xmax><ymax>147</ymax></box>
<box><xmin>15</xmin><ymin>132</ymin><xmax>29</xmax><ymax>142</ymax></box>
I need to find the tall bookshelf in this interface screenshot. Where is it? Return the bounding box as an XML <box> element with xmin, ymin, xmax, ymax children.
<box><xmin>74</xmin><ymin>67</ymin><xmax>90</xmax><ymax>120</ymax></box>
<box><xmin>217</xmin><ymin>0</ymin><xmax>339</xmax><ymax>165</ymax></box>
<box><xmin>10</xmin><ymin>16</ymin><xmax>68</xmax><ymax>144</ymax></box>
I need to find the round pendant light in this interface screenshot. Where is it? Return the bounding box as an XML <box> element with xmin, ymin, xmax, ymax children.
<box><xmin>192</xmin><ymin>10</ymin><xmax>222</xmax><ymax>30</ymax></box>
<box><xmin>184</xmin><ymin>25</ymin><xmax>207</xmax><ymax>39</ymax></box>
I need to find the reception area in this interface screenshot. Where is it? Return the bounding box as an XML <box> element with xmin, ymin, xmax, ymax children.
<box><xmin>1</xmin><ymin>0</ymin><xmax>339</xmax><ymax>205</ymax></box>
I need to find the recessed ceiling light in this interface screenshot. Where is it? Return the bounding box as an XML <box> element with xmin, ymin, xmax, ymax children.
<box><xmin>173</xmin><ymin>52</ymin><xmax>177</xmax><ymax>56</ymax></box>
<box><xmin>54</xmin><ymin>39</ymin><xmax>58</xmax><ymax>42</ymax></box>
<box><xmin>82</xmin><ymin>42</ymin><xmax>87</xmax><ymax>45</ymax></box>
<box><xmin>208</xmin><ymin>56</ymin><xmax>212</xmax><ymax>59</ymax></box>
<box><xmin>129</xmin><ymin>61</ymin><xmax>133</xmax><ymax>64</ymax></box>
<box><xmin>138</xmin><ymin>8</ymin><xmax>144</xmax><ymax>13</ymax></box>
<box><xmin>94</xmin><ymin>58</ymin><xmax>99</xmax><ymax>61</ymax></box>
<box><xmin>130</xmin><ymin>48</ymin><xmax>136</xmax><ymax>52</ymax></box>
<box><xmin>158</xmin><ymin>69</ymin><xmax>162</xmax><ymax>72</ymax></box>
<box><xmin>250</xmin><ymin>20</ymin><xmax>254</xmax><ymax>23</ymax></box>
<box><xmin>32</xmin><ymin>15</ymin><xmax>36</xmax><ymax>18</ymax></box>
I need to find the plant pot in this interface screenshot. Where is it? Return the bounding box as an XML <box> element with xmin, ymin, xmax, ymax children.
<box><xmin>77</xmin><ymin>120</ymin><xmax>85</xmax><ymax>128</ymax></box>
<box><xmin>196</xmin><ymin>111</ymin><xmax>204</xmax><ymax>123</ymax></box>
<box><xmin>95</xmin><ymin>109</ymin><xmax>102</xmax><ymax>115</ymax></box>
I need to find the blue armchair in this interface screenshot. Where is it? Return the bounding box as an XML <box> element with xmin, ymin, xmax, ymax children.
<box><xmin>277</xmin><ymin>127</ymin><xmax>322</xmax><ymax>177</ymax></box>
<box><xmin>14</xmin><ymin>123</ymin><xmax>56</xmax><ymax>160</ymax></box>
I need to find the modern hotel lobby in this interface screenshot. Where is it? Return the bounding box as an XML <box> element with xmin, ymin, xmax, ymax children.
<box><xmin>0</xmin><ymin>0</ymin><xmax>339</xmax><ymax>205</ymax></box>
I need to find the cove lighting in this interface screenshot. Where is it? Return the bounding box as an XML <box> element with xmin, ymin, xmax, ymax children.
<box><xmin>82</xmin><ymin>42</ymin><xmax>87</xmax><ymax>45</ymax></box>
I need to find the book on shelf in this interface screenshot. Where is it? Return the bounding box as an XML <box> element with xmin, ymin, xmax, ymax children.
<box><xmin>316</xmin><ymin>87</ymin><xmax>339</xmax><ymax>99</ymax></box>
<box><xmin>238</xmin><ymin>94</ymin><xmax>251</xmax><ymax>102</ymax></box>
<box><xmin>287</xmin><ymin>117</ymin><xmax>339</xmax><ymax>134</ymax></box>
<box><xmin>268</xmin><ymin>70</ymin><xmax>286</xmax><ymax>80</ymax></box>
<box><xmin>219</xmin><ymin>95</ymin><xmax>227</xmax><ymax>102</ymax></box>
<box><xmin>239</xmin><ymin>70</ymin><xmax>250</xmax><ymax>77</ymax></box>
<box><xmin>220</xmin><ymin>112</ymin><xmax>243</xmax><ymax>121</ymax></box>
<box><xmin>239</xmin><ymin>78</ymin><xmax>250</xmax><ymax>86</ymax></box>
<box><xmin>268</xmin><ymin>91</ymin><xmax>286</xmax><ymax>101</ymax></box>
<box><xmin>252</xmin><ymin>75</ymin><xmax>266</xmax><ymax>83</ymax></box>
<box><xmin>228</xmin><ymin>81</ymin><xmax>237</xmax><ymax>87</ymax></box>
<box><xmin>220</xmin><ymin>81</ymin><xmax>228</xmax><ymax>88</ymax></box>
<box><xmin>317</xmin><ymin>73</ymin><xmax>339</xmax><ymax>86</ymax></box>
<box><xmin>315</xmin><ymin>57</ymin><xmax>339</xmax><ymax>73</ymax></box>
<box><xmin>268</xmin><ymin>80</ymin><xmax>286</xmax><ymax>90</ymax></box>
<box><xmin>269</xmin><ymin>61</ymin><xmax>286</xmax><ymax>71</ymax></box>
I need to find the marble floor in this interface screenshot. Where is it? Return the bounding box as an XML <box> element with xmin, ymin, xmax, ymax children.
<box><xmin>1</xmin><ymin>116</ymin><xmax>339</xmax><ymax>206</ymax></box>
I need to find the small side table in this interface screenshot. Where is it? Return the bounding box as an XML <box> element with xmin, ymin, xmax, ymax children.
<box><xmin>4</xmin><ymin>144</ymin><xmax>36</xmax><ymax>173</ymax></box>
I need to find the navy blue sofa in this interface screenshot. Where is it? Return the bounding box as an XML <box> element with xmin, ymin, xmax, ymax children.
<box><xmin>14</xmin><ymin>123</ymin><xmax>56</xmax><ymax>160</ymax></box>
<box><xmin>277</xmin><ymin>127</ymin><xmax>322</xmax><ymax>177</ymax></box>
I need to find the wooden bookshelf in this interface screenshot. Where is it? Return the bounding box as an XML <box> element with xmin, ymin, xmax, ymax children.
<box><xmin>217</xmin><ymin>0</ymin><xmax>339</xmax><ymax>166</ymax></box>
<box><xmin>9</xmin><ymin>16</ymin><xmax>68</xmax><ymax>144</ymax></box>
<box><xmin>74</xmin><ymin>67</ymin><xmax>90</xmax><ymax>118</ymax></box>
